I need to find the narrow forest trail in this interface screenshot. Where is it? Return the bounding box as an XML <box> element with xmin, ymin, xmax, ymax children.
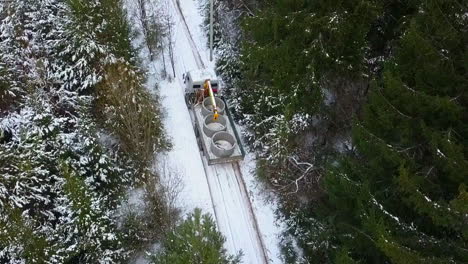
<box><xmin>165</xmin><ymin>0</ymin><xmax>270</xmax><ymax>263</ymax></box>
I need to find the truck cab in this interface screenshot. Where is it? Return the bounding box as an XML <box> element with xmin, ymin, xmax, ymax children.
<box><xmin>184</xmin><ymin>70</ymin><xmax>220</xmax><ymax>94</ymax></box>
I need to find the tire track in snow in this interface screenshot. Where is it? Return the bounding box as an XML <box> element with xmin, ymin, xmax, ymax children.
<box><xmin>213</xmin><ymin>165</ymin><xmax>239</xmax><ymax>251</ymax></box>
<box><xmin>233</xmin><ymin>162</ymin><xmax>270</xmax><ymax>264</ymax></box>
<box><xmin>172</xmin><ymin>0</ymin><xmax>206</xmax><ymax>69</ymax></box>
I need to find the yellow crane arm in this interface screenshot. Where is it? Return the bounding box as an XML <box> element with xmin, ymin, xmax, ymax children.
<box><xmin>204</xmin><ymin>80</ymin><xmax>219</xmax><ymax>120</ymax></box>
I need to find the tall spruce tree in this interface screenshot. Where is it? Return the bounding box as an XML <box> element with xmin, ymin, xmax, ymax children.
<box><xmin>323</xmin><ymin>0</ymin><xmax>468</xmax><ymax>263</ymax></box>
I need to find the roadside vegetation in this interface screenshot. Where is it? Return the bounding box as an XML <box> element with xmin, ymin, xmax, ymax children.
<box><xmin>150</xmin><ymin>208</ymin><xmax>242</xmax><ymax>264</ymax></box>
<box><xmin>0</xmin><ymin>0</ymin><xmax>171</xmax><ymax>262</ymax></box>
<box><xmin>0</xmin><ymin>0</ymin><xmax>240</xmax><ymax>262</ymax></box>
<box><xmin>209</xmin><ymin>0</ymin><xmax>467</xmax><ymax>263</ymax></box>
<box><xmin>126</xmin><ymin>0</ymin><xmax>237</xmax><ymax>261</ymax></box>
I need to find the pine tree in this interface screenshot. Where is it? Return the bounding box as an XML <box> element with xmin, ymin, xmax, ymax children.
<box><xmin>322</xmin><ymin>0</ymin><xmax>468</xmax><ymax>262</ymax></box>
<box><xmin>0</xmin><ymin>0</ymin><xmax>36</xmax><ymax>106</ymax></box>
<box><xmin>151</xmin><ymin>209</ymin><xmax>242</xmax><ymax>264</ymax></box>
<box><xmin>0</xmin><ymin>89</ymin><xmax>132</xmax><ymax>263</ymax></box>
<box><xmin>236</xmin><ymin>0</ymin><xmax>384</xmax><ymax>164</ymax></box>
<box><xmin>0</xmin><ymin>1</ymin><xmax>145</xmax><ymax>262</ymax></box>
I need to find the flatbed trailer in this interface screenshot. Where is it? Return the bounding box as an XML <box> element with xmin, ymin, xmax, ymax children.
<box><xmin>187</xmin><ymin>96</ymin><xmax>245</xmax><ymax>165</ymax></box>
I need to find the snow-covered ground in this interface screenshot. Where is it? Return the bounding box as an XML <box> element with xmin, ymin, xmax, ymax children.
<box><xmin>128</xmin><ymin>0</ymin><xmax>285</xmax><ymax>262</ymax></box>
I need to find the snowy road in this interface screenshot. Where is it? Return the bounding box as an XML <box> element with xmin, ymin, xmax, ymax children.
<box><xmin>168</xmin><ymin>0</ymin><xmax>269</xmax><ymax>262</ymax></box>
<box><xmin>146</xmin><ymin>0</ymin><xmax>284</xmax><ymax>262</ymax></box>
<box><xmin>203</xmin><ymin>161</ymin><xmax>269</xmax><ymax>264</ymax></box>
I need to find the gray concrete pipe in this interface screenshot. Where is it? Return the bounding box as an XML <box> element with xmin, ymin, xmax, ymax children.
<box><xmin>203</xmin><ymin>114</ymin><xmax>227</xmax><ymax>137</ymax></box>
<box><xmin>202</xmin><ymin>97</ymin><xmax>225</xmax><ymax>116</ymax></box>
<box><xmin>210</xmin><ymin>131</ymin><xmax>236</xmax><ymax>157</ymax></box>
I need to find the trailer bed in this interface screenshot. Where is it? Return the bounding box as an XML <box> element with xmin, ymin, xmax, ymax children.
<box><xmin>189</xmin><ymin>99</ymin><xmax>245</xmax><ymax>165</ymax></box>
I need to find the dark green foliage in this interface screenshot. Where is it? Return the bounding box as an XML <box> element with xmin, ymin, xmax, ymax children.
<box><xmin>56</xmin><ymin>0</ymin><xmax>165</xmax><ymax>187</ymax></box>
<box><xmin>223</xmin><ymin>0</ymin><xmax>468</xmax><ymax>262</ymax></box>
<box><xmin>151</xmin><ymin>208</ymin><xmax>242</xmax><ymax>264</ymax></box>
<box><xmin>0</xmin><ymin>58</ymin><xmax>19</xmax><ymax>112</ymax></box>
<box><xmin>63</xmin><ymin>0</ymin><xmax>169</xmax><ymax>175</ymax></box>
<box><xmin>0</xmin><ymin>0</ymin><xmax>167</xmax><ymax>262</ymax></box>
<box><xmin>95</xmin><ymin>62</ymin><xmax>169</xmax><ymax>176</ymax></box>
<box><xmin>232</xmin><ymin>0</ymin><xmax>387</xmax><ymax>166</ymax></box>
<box><xmin>59</xmin><ymin>0</ymin><xmax>138</xmax><ymax>92</ymax></box>
<box><xmin>230</xmin><ymin>1</ymin><xmax>392</xmax><ymax>260</ymax></box>
<box><xmin>240</xmin><ymin>0</ymin><xmax>380</xmax><ymax>111</ymax></box>
<box><xmin>61</xmin><ymin>163</ymin><xmax>128</xmax><ymax>263</ymax></box>
<box><xmin>67</xmin><ymin>0</ymin><xmax>135</xmax><ymax>62</ymax></box>
<box><xmin>0</xmin><ymin>92</ymin><xmax>133</xmax><ymax>262</ymax></box>
<box><xmin>320</xmin><ymin>0</ymin><xmax>468</xmax><ymax>263</ymax></box>
<box><xmin>0</xmin><ymin>207</ymin><xmax>52</xmax><ymax>263</ymax></box>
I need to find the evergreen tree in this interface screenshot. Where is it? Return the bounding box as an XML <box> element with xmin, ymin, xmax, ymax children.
<box><xmin>0</xmin><ymin>0</ymin><xmax>161</xmax><ymax>262</ymax></box>
<box><xmin>322</xmin><ymin>0</ymin><xmax>468</xmax><ymax>262</ymax></box>
<box><xmin>238</xmin><ymin>0</ymin><xmax>381</xmax><ymax>161</ymax></box>
<box><xmin>212</xmin><ymin>0</ymin><xmax>467</xmax><ymax>262</ymax></box>
<box><xmin>0</xmin><ymin>0</ymin><xmax>38</xmax><ymax>106</ymax></box>
<box><xmin>0</xmin><ymin>89</ymin><xmax>132</xmax><ymax>263</ymax></box>
<box><xmin>151</xmin><ymin>209</ymin><xmax>242</xmax><ymax>264</ymax></box>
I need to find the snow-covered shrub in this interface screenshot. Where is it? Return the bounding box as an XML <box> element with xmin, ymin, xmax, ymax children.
<box><xmin>56</xmin><ymin>0</ymin><xmax>168</xmax><ymax>177</ymax></box>
<box><xmin>119</xmin><ymin>183</ymin><xmax>181</xmax><ymax>252</ymax></box>
<box><xmin>95</xmin><ymin>62</ymin><xmax>169</xmax><ymax>177</ymax></box>
<box><xmin>0</xmin><ymin>0</ymin><xmax>41</xmax><ymax>110</ymax></box>
<box><xmin>0</xmin><ymin>58</ymin><xmax>19</xmax><ymax>112</ymax></box>
<box><xmin>0</xmin><ymin>0</ymin><xmax>169</xmax><ymax>261</ymax></box>
<box><xmin>0</xmin><ymin>90</ymin><xmax>133</xmax><ymax>263</ymax></box>
<box><xmin>118</xmin><ymin>168</ymin><xmax>183</xmax><ymax>253</ymax></box>
<box><xmin>130</xmin><ymin>0</ymin><xmax>166</xmax><ymax>61</ymax></box>
<box><xmin>54</xmin><ymin>0</ymin><xmax>131</xmax><ymax>92</ymax></box>
<box><xmin>278</xmin><ymin>207</ymin><xmax>332</xmax><ymax>264</ymax></box>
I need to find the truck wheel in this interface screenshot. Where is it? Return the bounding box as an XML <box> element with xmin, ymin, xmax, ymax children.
<box><xmin>185</xmin><ymin>94</ymin><xmax>190</xmax><ymax>108</ymax></box>
<box><xmin>185</xmin><ymin>93</ymin><xmax>195</xmax><ymax>109</ymax></box>
<box><xmin>197</xmin><ymin>138</ymin><xmax>203</xmax><ymax>152</ymax></box>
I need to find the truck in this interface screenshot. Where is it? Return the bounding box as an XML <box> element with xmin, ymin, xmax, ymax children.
<box><xmin>183</xmin><ymin>70</ymin><xmax>245</xmax><ymax>165</ymax></box>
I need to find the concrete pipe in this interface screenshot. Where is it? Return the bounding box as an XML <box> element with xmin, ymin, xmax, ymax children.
<box><xmin>202</xmin><ymin>97</ymin><xmax>225</xmax><ymax>116</ymax></box>
<box><xmin>203</xmin><ymin>114</ymin><xmax>227</xmax><ymax>137</ymax></box>
<box><xmin>210</xmin><ymin>131</ymin><xmax>236</xmax><ymax>158</ymax></box>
